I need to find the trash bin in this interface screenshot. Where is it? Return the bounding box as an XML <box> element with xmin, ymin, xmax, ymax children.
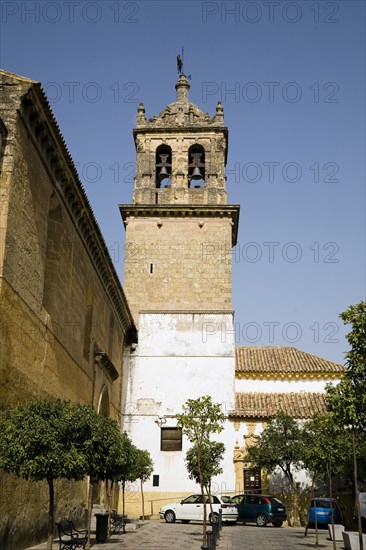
<box><xmin>95</xmin><ymin>513</ymin><xmax>109</xmax><ymax>543</ymax></box>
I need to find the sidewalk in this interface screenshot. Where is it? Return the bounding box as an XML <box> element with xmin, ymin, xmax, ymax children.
<box><xmin>27</xmin><ymin>521</ymin><xmax>344</xmax><ymax>550</ymax></box>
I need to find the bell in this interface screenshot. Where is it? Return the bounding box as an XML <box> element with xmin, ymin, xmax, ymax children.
<box><xmin>191</xmin><ymin>166</ymin><xmax>203</xmax><ymax>180</ymax></box>
<box><xmin>158</xmin><ymin>166</ymin><xmax>169</xmax><ymax>179</ymax></box>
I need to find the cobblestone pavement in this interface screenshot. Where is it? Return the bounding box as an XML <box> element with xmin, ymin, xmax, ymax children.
<box><xmin>27</xmin><ymin>521</ymin><xmax>344</xmax><ymax>550</ymax></box>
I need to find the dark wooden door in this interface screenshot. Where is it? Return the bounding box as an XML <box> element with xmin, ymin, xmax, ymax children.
<box><xmin>244</xmin><ymin>468</ymin><xmax>262</xmax><ymax>494</ymax></box>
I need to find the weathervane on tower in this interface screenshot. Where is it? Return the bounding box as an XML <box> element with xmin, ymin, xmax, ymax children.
<box><xmin>177</xmin><ymin>47</ymin><xmax>191</xmax><ymax>79</ymax></box>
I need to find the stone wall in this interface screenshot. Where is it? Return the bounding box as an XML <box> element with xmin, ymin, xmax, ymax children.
<box><xmin>123</xmin><ymin>215</ymin><xmax>235</xmax><ymax>321</ymax></box>
<box><xmin>0</xmin><ymin>70</ymin><xmax>136</xmax><ymax>549</ymax></box>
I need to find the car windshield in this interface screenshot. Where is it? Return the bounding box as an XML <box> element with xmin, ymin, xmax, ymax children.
<box><xmin>221</xmin><ymin>496</ymin><xmax>234</xmax><ymax>504</ymax></box>
<box><xmin>269</xmin><ymin>497</ymin><xmax>283</xmax><ymax>505</ymax></box>
<box><xmin>311</xmin><ymin>499</ymin><xmax>336</xmax><ymax>509</ymax></box>
<box><xmin>182</xmin><ymin>495</ymin><xmax>201</xmax><ymax>504</ymax></box>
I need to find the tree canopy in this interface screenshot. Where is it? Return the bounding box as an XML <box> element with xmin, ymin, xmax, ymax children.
<box><xmin>177</xmin><ymin>395</ymin><xmax>226</xmax><ymax>544</ymax></box>
<box><xmin>0</xmin><ymin>400</ymin><xmax>135</xmax><ymax>550</ymax></box>
<box><xmin>185</xmin><ymin>440</ymin><xmax>225</xmax><ymax>489</ymax></box>
<box><xmin>245</xmin><ymin>412</ymin><xmax>304</xmax><ymax>491</ymax></box>
<box><xmin>326</xmin><ymin>301</ymin><xmax>366</xmax><ymax>430</ymax></box>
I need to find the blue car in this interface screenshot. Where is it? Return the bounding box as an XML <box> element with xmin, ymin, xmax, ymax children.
<box><xmin>308</xmin><ymin>498</ymin><xmax>343</xmax><ymax>528</ymax></box>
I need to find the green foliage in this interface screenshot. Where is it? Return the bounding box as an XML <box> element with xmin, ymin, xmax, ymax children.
<box><xmin>131</xmin><ymin>449</ymin><xmax>154</xmax><ymax>483</ymax></box>
<box><xmin>185</xmin><ymin>441</ymin><xmax>225</xmax><ymax>487</ymax></box>
<box><xmin>0</xmin><ymin>400</ymin><xmax>140</xmax><ymax>549</ymax></box>
<box><xmin>326</xmin><ymin>301</ymin><xmax>366</xmax><ymax>430</ymax></box>
<box><xmin>67</xmin><ymin>405</ymin><xmax>129</xmax><ymax>481</ymax></box>
<box><xmin>177</xmin><ymin>396</ymin><xmax>226</xmax><ymax>544</ymax></box>
<box><xmin>302</xmin><ymin>413</ymin><xmax>352</xmax><ymax>479</ymax></box>
<box><xmin>176</xmin><ymin>395</ymin><xmax>225</xmax><ymax>446</ymax></box>
<box><xmin>245</xmin><ymin>412</ymin><xmax>304</xmax><ymax>490</ymax></box>
<box><xmin>0</xmin><ymin>400</ymin><xmax>87</xmax><ymax>482</ymax></box>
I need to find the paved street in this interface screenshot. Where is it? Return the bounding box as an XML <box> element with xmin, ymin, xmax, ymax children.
<box><xmin>27</xmin><ymin>521</ymin><xmax>343</xmax><ymax>550</ymax></box>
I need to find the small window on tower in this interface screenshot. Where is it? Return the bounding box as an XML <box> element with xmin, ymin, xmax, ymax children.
<box><xmin>161</xmin><ymin>427</ymin><xmax>182</xmax><ymax>451</ymax></box>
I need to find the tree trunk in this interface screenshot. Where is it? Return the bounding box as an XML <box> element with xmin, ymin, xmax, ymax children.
<box><xmin>85</xmin><ymin>477</ymin><xmax>94</xmax><ymax>550</ymax></box>
<box><xmin>328</xmin><ymin>462</ymin><xmax>336</xmax><ymax>550</ymax></box>
<box><xmin>47</xmin><ymin>478</ymin><xmax>54</xmax><ymax>550</ymax></box>
<box><xmin>353</xmin><ymin>429</ymin><xmax>364</xmax><ymax>550</ymax></box>
<box><xmin>314</xmin><ymin>494</ymin><xmax>319</xmax><ymax>546</ymax></box>
<box><xmin>201</xmin><ymin>483</ymin><xmax>207</xmax><ymax>545</ymax></box>
<box><xmin>122</xmin><ymin>480</ymin><xmax>126</xmax><ymax>534</ymax></box>
<box><xmin>106</xmin><ymin>479</ymin><xmax>113</xmax><ymax>535</ymax></box>
<box><xmin>197</xmin><ymin>450</ymin><xmax>206</xmax><ymax>545</ymax></box>
<box><xmin>292</xmin><ymin>491</ymin><xmax>301</xmax><ymax>528</ymax></box>
<box><xmin>206</xmin><ymin>483</ymin><xmax>214</xmax><ymax>519</ymax></box>
<box><xmin>141</xmin><ymin>479</ymin><xmax>145</xmax><ymax>521</ymax></box>
<box><xmin>304</xmin><ymin>479</ymin><xmax>314</xmax><ymax>539</ymax></box>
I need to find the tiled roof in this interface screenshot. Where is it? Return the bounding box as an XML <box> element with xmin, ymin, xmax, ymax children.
<box><xmin>236</xmin><ymin>347</ymin><xmax>345</xmax><ymax>374</ymax></box>
<box><xmin>230</xmin><ymin>392</ymin><xmax>327</xmax><ymax>419</ymax></box>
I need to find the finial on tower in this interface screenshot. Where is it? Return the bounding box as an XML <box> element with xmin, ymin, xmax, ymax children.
<box><xmin>175</xmin><ymin>47</ymin><xmax>191</xmax><ymax>102</ymax></box>
<box><xmin>175</xmin><ymin>74</ymin><xmax>190</xmax><ymax>102</ymax></box>
<box><xmin>136</xmin><ymin>101</ymin><xmax>146</xmax><ymax>125</ymax></box>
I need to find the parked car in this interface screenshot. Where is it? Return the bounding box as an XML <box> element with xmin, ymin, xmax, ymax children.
<box><xmin>230</xmin><ymin>494</ymin><xmax>287</xmax><ymax>527</ymax></box>
<box><xmin>159</xmin><ymin>494</ymin><xmax>238</xmax><ymax>524</ymax></box>
<box><xmin>308</xmin><ymin>498</ymin><xmax>343</xmax><ymax>528</ymax></box>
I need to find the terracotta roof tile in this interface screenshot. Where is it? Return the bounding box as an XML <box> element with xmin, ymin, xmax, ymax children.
<box><xmin>230</xmin><ymin>392</ymin><xmax>327</xmax><ymax>419</ymax></box>
<box><xmin>236</xmin><ymin>346</ymin><xmax>345</xmax><ymax>374</ymax></box>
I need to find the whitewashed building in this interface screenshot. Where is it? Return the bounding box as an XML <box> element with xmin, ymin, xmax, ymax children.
<box><xmin>119</xmin><ymin>76</ymin><xmax>345</xmax><ymax>514</ymax></box>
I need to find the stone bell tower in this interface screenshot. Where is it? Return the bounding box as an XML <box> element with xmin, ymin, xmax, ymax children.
<box><xmin>120</xmin><ymin>74</ymin><xmax>239</xmax><ymax>499</ymax></box>
<box><xmin>120</xmin><ymin>75</ymin><xmax>239</xmax><ymax>322</ymax></box>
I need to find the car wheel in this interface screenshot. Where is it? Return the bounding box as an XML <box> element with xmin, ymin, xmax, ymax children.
<box><xmin>209</xmin><ymin>513</ymin><xmax>219</xmax><ymax>525</ymax></box>
<box><xmin>256</xmin><ymin>514</ymin><xmax>268</xmax><ymax>527</ymax></box>
<box><xmin>272</xmin><ymin>521</ymin><xmax>283</xmax><ymax>527</ymax></box>
<box><xmin>181</xmin><ymin>520</ymin><xmax>190</xmax><ymax>524</ymax></box>
<box><xmin>164</xmin><ymin>510</ymin><xmax>176</xmax><ymax>523</ymax></box>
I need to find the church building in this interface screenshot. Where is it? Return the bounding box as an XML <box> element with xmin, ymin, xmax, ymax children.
<box><xmin>0</xmin><ymin>68</ymin><xmax>345</xmax><ymax>545</ymax></box>
<box><xmin>119</xmin><ymin>75</ymin><xmax>345</xmax><ymax>514</ymax></box>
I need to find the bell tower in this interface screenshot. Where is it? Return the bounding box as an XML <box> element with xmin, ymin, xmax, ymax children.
<box><xmin>120</xmin><ymin>73</ymin><xmax>239</xmax><ymax>499</ymax></box>
<box><xmin>120</xmin><ymin>75</ymin><xmax>240</xmax><ymax>321</ymax></box>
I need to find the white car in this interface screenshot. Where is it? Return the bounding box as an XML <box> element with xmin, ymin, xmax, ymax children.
<box><xmin>159</xmin><ymin>494</ymin><xmax>238</xmax><ymax>524</ymax></box>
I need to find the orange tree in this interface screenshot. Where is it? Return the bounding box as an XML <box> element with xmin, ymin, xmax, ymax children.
<box><xmin>0</xmin><ymin>400</ymin><xmax>88</xmax><ymax>550</ymax></box>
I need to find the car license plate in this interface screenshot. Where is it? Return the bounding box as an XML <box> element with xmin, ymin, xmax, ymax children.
<box><xmin>278</xmin><ymin>508</ymin><xmax>283</xmax><ymax>511</ymax></box>
<box><xmin>317</xmin><ymin>511</ymin><xmax>327</xmax><ymax>515</ymax></box>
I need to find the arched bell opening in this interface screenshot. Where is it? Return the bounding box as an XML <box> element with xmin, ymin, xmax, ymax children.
<box><xmin>188</xmin><ymin>145</ymin><xmax>205</xmax><ymax>188</ymax></box>
<box><xmin>155</xmin><ymin>145</ymin><xmax>172</xmax><ymax>188</ymax></box>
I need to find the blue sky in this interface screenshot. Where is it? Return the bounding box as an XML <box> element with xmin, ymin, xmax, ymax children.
<box><xmin>1</xmin><ymin>0</ymin><xmax>365</xmax><ymax>363</ymax></box>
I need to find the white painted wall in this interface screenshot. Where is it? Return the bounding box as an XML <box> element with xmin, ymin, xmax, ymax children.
<box><xmin>235</xmin><ymin>377</ymin><xmax>327</xmax><ymax>393</ymax></box>
<box><xmin>122</xmin><ymin>312</ymin><xmax>236</xmax><ymax>493</ymax></box>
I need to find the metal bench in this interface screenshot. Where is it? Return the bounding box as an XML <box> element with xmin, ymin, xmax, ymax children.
<box><xmin>110</xmin><ymin>509</ymin><xmax>127</xmax><ymax>534</ymax></box>
<box><xmin>56</xmin><ymin>521</ymin><xmax>88</xmax><ymax>549</ymax></box>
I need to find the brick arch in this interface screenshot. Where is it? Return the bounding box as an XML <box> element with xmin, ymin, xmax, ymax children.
<box><xmin>188</xmin><ymin>144</ymin><xmax>205</xmax><ymax>188</ymax></box>
<box><xmin>155</xmin><ymin>144</ymin><xmax>172</xmax><ymax>188</ymax></box>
